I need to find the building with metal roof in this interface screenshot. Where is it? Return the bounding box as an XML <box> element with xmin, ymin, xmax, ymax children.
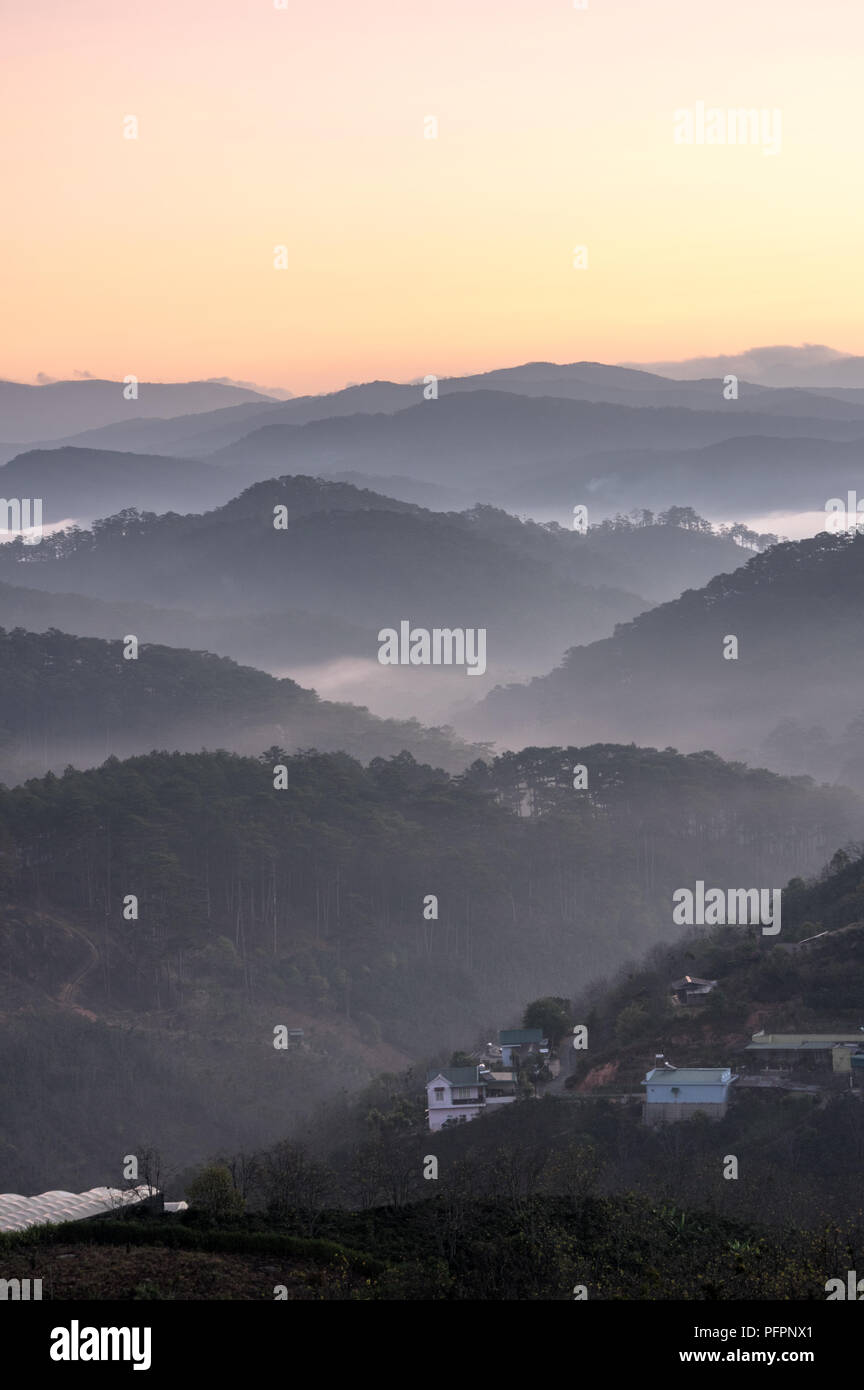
<box><xmin>745</xmin><ymin>1031</ymin><xmax>864</xmax><ymax>1073</ymax></box>
<box><xmin>425</xmin><ymin>1065</ymin><xmax>517</xmax><ymax>1131</ymax></box>
<box><xmin>670</xmin><ymin>975</ymin><xmax>718</xmax><ymax>1005</ymax></box>
<box><xmin>425</xmin><ymin>1066</ymin><xmax>481</xmax><ymax>1087</ymax></box>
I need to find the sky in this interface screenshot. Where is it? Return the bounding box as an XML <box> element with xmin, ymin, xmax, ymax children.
<box><xmin>2</xmin><ymin>0</ymin><xmax>862</xmax><ymax>394</ymax></box>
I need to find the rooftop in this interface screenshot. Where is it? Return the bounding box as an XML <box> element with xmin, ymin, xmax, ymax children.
<box><xmin>643</xmin><ymin>1068</ymin><xmax>734</xmax><ymax>1086</ymax></box>
<box><xmin>748</xmin><ymin>1031</ymin><xmax>864</xmax><ymax>1047</ymax></box>
<box><xmin>0</xmin><ymin>1186</ymin><xmax>156</xmax><ymax>1234</ymax></box>
<box><xmin>745</xmin><ymin>1040</ymin><xmax>859</xmax><ymax>1051</ymax></box>
<box><xmin>426</xmin><ymin>1066</ymin><xmax>482</xmax><ymax>1086</ymax></box>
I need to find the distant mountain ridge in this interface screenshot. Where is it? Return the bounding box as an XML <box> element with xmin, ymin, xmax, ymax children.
<box><xmin>4</xmin><ymin>360</ymin><xmax>864</xmax><ymax>528</ymax></box>
<box><xmin>0</xmin><ymin>377</ymin><xmax>274</xmax><ymax>445</ymax></box>
<box><xmin>9</xmin><ymin>357</ymin><xmax>864</xmax><ymax>470</ymax></box>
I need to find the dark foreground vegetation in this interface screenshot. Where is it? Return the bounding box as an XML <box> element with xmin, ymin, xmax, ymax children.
<box><xmin>2</xmin><ymin>1185</ymin><xmax>860</xmax><ymax>1300</ymax></box>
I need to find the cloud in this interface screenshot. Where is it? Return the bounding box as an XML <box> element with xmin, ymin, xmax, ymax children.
<box><xmin>619</xmin><ymin>343</ymin><xmax>857</xmax><ymax>385</ymax></box>
<box><xmin>73</xmin><ymin>368</ymin><xmax>95</xmax><ymax>379</ymax></box>
<box><xmin>35</xmin><ymin>372</ymin><xmax>58</xmax><ymax>385</ymax></box>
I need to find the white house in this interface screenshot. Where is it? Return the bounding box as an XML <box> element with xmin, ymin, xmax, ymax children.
<box><xmin>642</xmin><ymin>1066</ymin><xmax>737</xmax><ymax>1125</ymax></box>
<box><xmin>425</xmin><ymin>1065</ymin><xmax>517</xmax><ymax>1131</ymax></box>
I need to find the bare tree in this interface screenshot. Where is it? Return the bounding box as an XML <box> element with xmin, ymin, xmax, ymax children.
<box><xmin>262</xmin><ymin>1140</ymin><xmax>334</xmax><ymax>1233</ymax></box>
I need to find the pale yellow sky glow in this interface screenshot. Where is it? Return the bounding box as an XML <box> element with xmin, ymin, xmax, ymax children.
<box><xmin>1</xmin><ymin>0</ymin><xmax>862</xmax><ymax>393</ymax></box>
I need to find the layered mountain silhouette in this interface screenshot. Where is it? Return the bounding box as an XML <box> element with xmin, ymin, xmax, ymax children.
<box><xmin>211</xmin><ymin>391</ymin><xmax>864</xmax><ymax>502</ymax></box>
<box><xmin>6</xmin><ymin>350</ymin><xmax>864</xmax><ymax>1209</ymax></box>
<box><xmin>5</xmin><ymin>359</ymin><xmax>864</xmax><ymax>529</ymax></box>
<box><xmin>16</xmin><ymin>358</ymin><xmax>864</xmax><ymax>463</ymax></box>
<box><xmin>0</xmin><ymin>478</ymin><xmax>763</xmax><ymax>683</ymax></box>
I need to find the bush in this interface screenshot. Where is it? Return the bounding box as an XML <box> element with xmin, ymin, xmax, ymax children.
<box><xmin>185</xmin><ymin>1164</ymin><xmax>245</xmax><ymax>1221</ymax></box>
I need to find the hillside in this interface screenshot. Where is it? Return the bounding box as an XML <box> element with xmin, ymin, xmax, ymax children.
<box><xmin>0</xmin><ymin>481</ymin><xmax>770</xmax><ymax>698</ymax></box>
<box><xmin>509</xmin><ymin>433</ymin><xmax>864</xmax><ymax>516</ymax></box>
<box><xmin>0</xmin><ymin>626</ymin><xmax>484</xmax><ymax>781</ymax></box>
<box><xmin>7</xmin><ymin>845</ymin><xmax>864</xmax><ymax>1300</ymax></box>
<box><xmin>0</xmin><ymin>480</ymin><xmax>653</xmax><ymax>680</ymax></box>
<box><xmin>565</xmin><ymin>844</ymin><xmax>864</xmax><ymax>1099</ymax></box>
<box><xmin>0</xmin><ymin>446</ymin><xmax>236</xmax><ymax>525</ymax></box>
<box><xmin>9</xmin><ymin>843</ymin><xmax>864</xmax><ymax>1298</ymax></box>
<box><xmin>0</xmin><ymin>581</ymin><xmax>370</xmax><ymax>672</ymax></box>
<box><xmin>209</xmin><ymin>390</ymin><xmax>864</xmax><ymax>516</ymax></box>
<box><xmin>9</xmin><ymin>370</ymin><xmax>864</xmax><ymax>526</ymax></box>
<box><xmin>0</xmin><ymin>742</ymin><xmax>856</xmax><ymax>1187</ymax></box>
<box><xmin>479</xmin><ymin>530</ymin><xmax>864</xmax><ymax>784</ymax></box>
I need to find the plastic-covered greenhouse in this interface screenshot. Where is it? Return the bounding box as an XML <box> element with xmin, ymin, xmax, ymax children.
<box><xmin>0</xmin><ymin>1185</ymin><xmax>156</xmax><ymax>1232</ymax></box>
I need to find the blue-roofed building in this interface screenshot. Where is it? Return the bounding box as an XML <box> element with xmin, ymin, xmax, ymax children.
<box><xmin>642</xmin><ymin>1066</ymin><xmax>737</xmax><ymax>1125</ymax></box>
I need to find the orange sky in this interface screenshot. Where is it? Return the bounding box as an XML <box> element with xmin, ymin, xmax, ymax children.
<box><xmin>1</xmin><ymin>0</ymin><xmax>862</xmax><ymax>394</ymax></box>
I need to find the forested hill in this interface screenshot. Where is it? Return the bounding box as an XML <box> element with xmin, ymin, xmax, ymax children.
<box><xmin>0</xmin><ymin>626</ymin><xmax>484</xmax><ymax>781</ymax></box>
<box><xmin>0</xmin><ymin>479</ymin><xmax>648</xmax><ymax>675</ymax></box>
<box><xmin>0</xmin><ymin>479</ymin><xmax>757</xmax><ymax>611</ymax></box>
<box><xmin>480</xmin><ymin>530</ymin><xmax>864</xmax><ymax>780</ymax></box>
<box><xmin>0</xmin><ymin>481</ymin><xmax>767</xmax><ymax>682</ymax></box>
<box><xmin>0</xmin><ymin>742</ymin><xmax>858</xmax><ymax>1185</ymax></box>
<box><xmin>0</xmin><ymin>446</ymin><xmax>234</xmax><ymax>525</ymax></box>
<box><xmin>4</xmin><ymin>742</ymin><xmax>855</xmax><ymax>1033</ymax></box>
